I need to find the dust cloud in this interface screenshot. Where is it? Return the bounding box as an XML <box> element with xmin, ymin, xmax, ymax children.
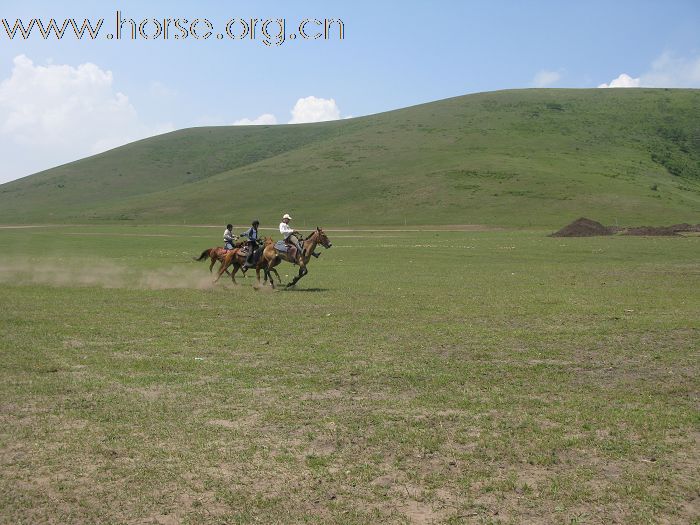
<box><xmin>0</xmin><ymin>259</ymin><xmax>244</xmax><ymax>290</ymax></box>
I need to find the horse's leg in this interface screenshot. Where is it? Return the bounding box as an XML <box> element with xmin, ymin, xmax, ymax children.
<box><xmin>267</xmin><ymin>260</ymin><xmax>280</xmax><ymax>289</ymax></box>
<box><xmin>263</xmin><ymin>258</ymin><xmax>274</xmax><ymax>282</ymax></box>
<box><xmin>214</xmin><ymin>257</ymin><xmax>230</xmax><ymax>283</ymax></box>
<box><xmin>267</xmin><ymin>268</ymin><xmax>277</xmax><ymax>286</ymax></box>
<box><xmin>297</xmin><ymin>264</ymin><xmax>309</xmax><ymax>282</ymax></box>
<box><xmin>287</xmin><ymin>264</ymin><xmax>308</xmax><ymax>288</ymax></box>
<box><xmin>255</xmin><ymin>255</ymin><xmax>270</xmax><ymax>287</ymax></box>
<box><xmin>265</xmin><ymin>263</ymin><xmax>273</xmax><ymax>288</ymax></box>
<box><xmin>217</xmin><ymin>261</ymin><xmax>231</xmax><ymax>276</ymax></box>
<box><xmin>271</xmin><ymin>268</ymin><xmax>281</xmax><ymax>285</ymax></box>
<box><xmin>223</xmin><ymin>255</ymin><xmax>233</xmax><ymax>276</ymax></box>
<box><xmin>230</xmin><ymin>263</ymin><xmax>239</xmax><ymax>284</ymax></box>
<box><xmin>266</xmin><ymin>267</ymin><xmax>275</xmax><ymax>287</ymax></box>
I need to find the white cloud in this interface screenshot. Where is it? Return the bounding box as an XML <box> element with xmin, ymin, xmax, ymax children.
<box><xmin>532</xmin><ymin>70</ymin><xmax>561</xmax><ymax>87</ymax></box>
<box><xmin>641</xmin><ymin>52</ymin><xmax>700</xmax><ymax>87</ymax></box>
<box><xmin>0</xmin><ymin>55</ymin><xmax>172</xmax><ymax>184</ymax></box>
<box><xmin>289</xmin><ymin>96</ymin><xmax>341</xmax><ymax>124</ymax></box>
<box><xmin>598</xmin><ymin>73</ymin><xmax>641</xmax><ymax>88</ymax></box>
<box><xmin>231</xmin><ymin>96</ymin><xmax>345</xmax><ymax>126</ymax></box>
<box><xmin>0</xmin><ymin>65</ymin><xmax>349</xmax><ymax>184</ymax></box>
<box><xmin>233</xmin><ymin>113</ymin><xmax>278</xmax><ymax>126</ymax></box>
<box><xmin>599</xmin><ymin>53</ymin><xmax>700</xmax><ymax>88</ymax></box>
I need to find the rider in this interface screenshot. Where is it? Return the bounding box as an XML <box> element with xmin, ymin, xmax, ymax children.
<box><xmin>279</xmin><ymin>214</ymin><xmax>301</xmax><ymax>257</ymax></box>
<box><xmin>279</xmin><ymin>213</ymin><xmax>320</xmax><ymax>261</ymax></box>
<box><xmin>241</xmin><ymin>219</ymin><xmax>260</xmax><ymax>269</ymax></box>
<box><xmin>223</xmin><ymin>223</ymin><xmax>237</xmax><ymax>250</ymax></box>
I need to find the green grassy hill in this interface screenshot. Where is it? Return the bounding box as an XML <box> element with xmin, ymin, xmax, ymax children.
<box><xmin>1</xmin><ymin>88</ymin><xmax>698</xmax><ymax>227</ymax></box>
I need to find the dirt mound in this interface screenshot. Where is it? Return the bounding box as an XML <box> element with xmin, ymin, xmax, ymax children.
<box><xmin>623</xmin><ymin>226</ymin><xmax>678</xmax><ymax>236</ymax></box>
<box><xmin>669</xmin><ymin>223</ymin><xmax>700</xmax><ymax>233</ymax></box>
<box><xmin>550</xmin><ymin>217</ymin><xmax>614</xmax><ymax>237</ymax></box>
<box><xmin>622</xmin><ymin>223</ymin><xmax>700</xmax><ymax>236</ymax></box>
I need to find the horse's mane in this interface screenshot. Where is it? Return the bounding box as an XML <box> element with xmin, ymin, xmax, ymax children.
<box><xmin>304</xmin><ymin>228</ymin><xmax>323</xmax><ymax>240</ymax></box>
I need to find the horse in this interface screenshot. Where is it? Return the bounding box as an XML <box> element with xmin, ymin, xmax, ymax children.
<box><xmin>214</xmin><ymin>237</ymin><xmax>279</xmax><ymax>285</ymax></box>
<box><xmin>256</xmin><ymin>228</ymin><xmax>332</xmax><ymax>289</ymax></box>
<box><xmin>194</xmin><ymin>242</ymin><xmax>244</xmax><ymax>275</ymax></box>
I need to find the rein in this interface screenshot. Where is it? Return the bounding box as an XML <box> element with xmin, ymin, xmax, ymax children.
<box><xmin>301</xmin><ymin>231</ymin><xmax>318</xmax><ymax>255</ymax></box>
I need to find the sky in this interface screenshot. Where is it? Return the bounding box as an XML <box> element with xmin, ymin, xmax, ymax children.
<box><xmin>0</xmin><ymin>0</ymin><xmax>698</xmax><ymax>184</ymax></box>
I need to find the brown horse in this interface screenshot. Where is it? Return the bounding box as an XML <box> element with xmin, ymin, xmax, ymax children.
<box><xmin>214</xmin><ymin>237</ymin><xmax>278</xmax><ymax>285</ymax></box>
<box><xmin>194</xmin><ymin>242</ymin><xmax>244</xmax><ymax>274</ymax></box>
<box><xmin>256</xmin><ymin>228</ymin><xmax>332</xmax><ymax>288</ymax></box>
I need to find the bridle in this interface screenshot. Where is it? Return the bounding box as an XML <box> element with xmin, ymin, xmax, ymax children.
<box><xmin>302</xmin><ymin>229</ymin><xmax>332</xmax><ymax>249</ymax></box>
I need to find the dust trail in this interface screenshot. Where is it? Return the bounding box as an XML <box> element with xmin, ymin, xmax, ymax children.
<box><xmin>253</xmin><ymin>282</ymin><xmax>276</xmax><ymax>293</ymax></box>
<box><xmin>0</xmin><ymin>258</ymin><xmax>229</xmax><ymax>290</ymax></box>
<box><xmin>136</xmin><ymin>268</ymin><xmax>217</xmax><ymax>290</ymax></box>
<box><xmin>0</xmin><ymin>260</ymin><xmax>128</xmax><ymax>288</ymax></box>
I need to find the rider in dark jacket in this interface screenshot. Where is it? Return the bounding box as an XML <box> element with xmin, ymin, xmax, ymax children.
<box><xmin>241</xmin><ymin>220</ymin><xmax>260</xmax><ymax>269</ymax></box>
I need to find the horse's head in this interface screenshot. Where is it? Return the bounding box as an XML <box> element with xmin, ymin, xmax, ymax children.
<box><xmin>263</xmin><ymin>236</ymin><xmax>274</xmax><ymax>245</ymax></box>
<box><xmin>314</xmin><ymin>227</ymin><xmax>332</xmax><ymax>249</ymax></box>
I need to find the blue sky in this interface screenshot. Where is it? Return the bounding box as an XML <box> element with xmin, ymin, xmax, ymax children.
<box><xmin>0</xmin><ymin>0</ymin><xmax>698</xmax><ymax>183</ymax></box>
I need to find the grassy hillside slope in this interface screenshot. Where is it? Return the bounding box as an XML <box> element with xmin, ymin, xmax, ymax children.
<box><xmin>1</xmin><ymin>89</ymin><xmax>698</xmax><ymax>227</ymax></box>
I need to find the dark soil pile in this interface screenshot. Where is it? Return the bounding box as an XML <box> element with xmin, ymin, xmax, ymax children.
<box><xmin>623</xmin><ymin>226</ymin><xmax>678</xmax><ymax>236</ymax></box>
<box><xmin>550</xmin><ymin>217</ymin><xmax>614</xmax><ymax>237</ymax></box>
<box><xmin>673</xmin><ymin>223</ymin><xmax>700</xmax><ymax>232</ymax></box>
<box><xmin>623</xmin><ymin>223</ymin><xmax>700</xmax><ymax>236</ymax></box>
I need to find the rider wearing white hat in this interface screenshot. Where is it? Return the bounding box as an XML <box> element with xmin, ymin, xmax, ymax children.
<box><xmin>279</xmin><ymin>213</ymin><xmax>301</xmax><ymax>254</ymax></box>
<box><xmin>279</xmin><ymin>213</ymin><xmax>320</xmax><ymax>261</ymax></box>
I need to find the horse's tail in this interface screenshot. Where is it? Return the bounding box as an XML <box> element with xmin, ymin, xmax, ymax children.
<box><xmin>194</xmin><ymin>249</ymin><xmax>211</xmax><ymax>262</ymax></box>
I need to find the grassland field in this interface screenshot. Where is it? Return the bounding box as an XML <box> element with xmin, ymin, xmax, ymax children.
<box><xmin>0</xmin><ymin>224</ymin><xmax>698</xmax><ymax>524</ymax></box>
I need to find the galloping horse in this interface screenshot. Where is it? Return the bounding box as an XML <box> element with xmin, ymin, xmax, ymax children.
<box><xmin>257</xmin><ymin>228</ymin><xmax>332</xmax><ymax>288</ymax></box>
<box><xmin>214</xmin><ymin>237</ymin><xmax>279</xmax><ymax>285</ymax></box>
<box><xmin>194</xmin><ymin>242</ymin><xmax>244</xmax><ymax>274</ymax></box>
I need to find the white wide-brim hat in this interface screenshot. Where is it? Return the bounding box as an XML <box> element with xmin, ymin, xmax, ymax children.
<box><xmin>282</xmin><ymin>213</ymin><xmax>292</xmax><ymax>220</ymax></box>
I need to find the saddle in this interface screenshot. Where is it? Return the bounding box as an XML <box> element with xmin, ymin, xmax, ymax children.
<box><xmin>275</xmin><ymin>240</ymin><xmax>298</xmax><ymax>260</ymax></box>
<box><xmin>224</xmin><ymin>240</ymin><xmax>244</xmax><ymax>251</ymax></box>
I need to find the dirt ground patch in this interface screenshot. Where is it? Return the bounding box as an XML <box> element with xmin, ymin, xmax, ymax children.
<box><xmin>623</xmin><ymin>223</ymin><xmax>700</xmax><ymax>236</ymax></box>
<box><xmin>552</xmin><ymin>218</ymin><xmax>700</xmax><ymax>237</ymax></box>
<box><xmin>550</xmin><ymin>217</ymin><xmax>614</xmax><ymax>237</ymax></box>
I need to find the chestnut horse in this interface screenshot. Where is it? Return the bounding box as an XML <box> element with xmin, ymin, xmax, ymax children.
<box><xmin>194</xmin><ymin>242</ymin><xmax>244</xmax><ymax>274</ymax></box>
<box><xmin>256</xmin><ymin>228</ymin><xmax>332</xmax><ymax>288</ymax></box>
<box><xmin>214</xmin><ymin>237</ymin><xmax>279</xmax><ymax>285</ymax></box>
